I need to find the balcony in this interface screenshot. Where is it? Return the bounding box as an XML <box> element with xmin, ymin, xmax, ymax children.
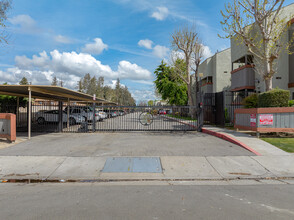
<box><xmin>231</xmin><ymin>65</ymin><xmax>255</xmax><ymax>91</ymax></box>
<box><xmin>231</xmin><ymin>54</ymin><xmax>256</xmax><ymax>91</ymax></box>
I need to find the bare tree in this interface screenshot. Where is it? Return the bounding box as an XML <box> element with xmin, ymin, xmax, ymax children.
<box><xmin>0</xmin><ymin>0</ymin><xmax>11</xmax><ymax>45</ymax></box>
<box><xmin>171</xmin><ymin>25</ymin><xmax>203</xmax><ymax>110</ymax></box>
<box><xmin>220</xmin><ymin>0</ymin><xmax>294</xmax><ymax>91</ymax></box>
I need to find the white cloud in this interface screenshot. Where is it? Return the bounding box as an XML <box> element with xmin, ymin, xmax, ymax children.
<box><xmin>81</xmin><ymin>38</ymin><xmax>108</xmax><ymax>55</ymax></box>
<box><xmin>153</xmin><ymin>45</ymin><xmax>169</xmax><ymax>59</ymax></box>
<box><xmin>130</xmin><ymin>89</ymin><xmax>156</xmax><ymax>103</ymax></box>
<box><xmin>1</xmin><ymin>50</ymin><xmax>152</xmax><ymax>89</ymax></box>
<box><xmin>117</xmin><ymin>61</ymin><xmax>152</xmax><ymax>80</ymax></box>
<box><xmin>151</xmin><ymin>7</ymin><xmax>169</xmax><ymax>21</ymax></box>
<box><xmin>107</xmin><ymin>80</ymin><xmax>126</xmax><ymax>89</ymax></box>
<box><xmin>138</xmin><ymin>39</ymin><xmax>153</xmax><ymax>49</ymax></box>
<box><xmin>54</xmin><ymin>35</ymin><xmax>72</xmax><ymax>44</ymax></box>
<box><xmin>8</xmin><ymin>14</ymin><xmax>40</xmax><ymax>34</ymax></box>
<box><xmin>202</xmin><ymin>45</ymin><xmax>213</xmax><ymax>60</ymax></box>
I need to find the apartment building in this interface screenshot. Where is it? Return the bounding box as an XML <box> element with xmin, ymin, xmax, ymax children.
<box><xmin>230</xmin><ymin>3</ymin><xmax>294</xmax><ymax>99</ymax></box>
<box><xmin>192</xmin><ymin>48</ymin><xmax>231</xmax><ymax>97</ymax></box>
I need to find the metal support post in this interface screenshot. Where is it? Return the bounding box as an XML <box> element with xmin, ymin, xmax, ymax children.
<box><xmin>58</xmin><ymin>101</ymin><xmax>63</xmax><ymax>132</ymax></box>
<box><xmin>67</xmin><ymin>99</ymin><xmax>70</xmax><ymax>129</ymax></box>
<box><xmin>93</xmin><ymin>102</ymin><xmax>96</xmax><ymax>132</ymax></box>
<box><xmin>28</xmin><ymin>87</ymin><xmax>31</xmax><ymax>140</ymax></box>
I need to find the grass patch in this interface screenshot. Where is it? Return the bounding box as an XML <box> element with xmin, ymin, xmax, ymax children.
<box><xmin>167</xmin><ymin>114</ymin><xmax>197</xmax><ymax>121</ymax></box>
<box><xmin>261</xmin><ymin>138</ymin><xmax>294</xmax><ymax>153</ymax></box>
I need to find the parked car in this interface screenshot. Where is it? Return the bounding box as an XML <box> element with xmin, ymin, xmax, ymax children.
<box><xmin>158</xmin><ymin>109</ymin><xmax>167</xmax><ymax>115</ymax></box>
<box><xmin>96</xmin><ymin>111</ymin><xmax>107</xmax><ymax>120</ymax></box>
<box><xmin>35</xmin><ymin>110</ymin><xmax>85</xmax><ymax>125</ymax></box>
<box><xmin>64</xmin><ymin>106</ymin><xmax>100</xmax><ymax>122</ymax></box>
<box><xmin>118</xmin><ymin>110</ymin><xmax>125</xmax><ymax>116</ymax></box>
<box><xmin>106</xmin><ymin>110</ymin><xmax>118</xmax><ymax>118</ymax></box>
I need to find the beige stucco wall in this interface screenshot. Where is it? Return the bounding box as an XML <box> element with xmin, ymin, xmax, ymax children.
<box><xmin>196</xmin><ymin>48</ymin><xmax>231</xmax><ymax>93</ymax></box>
<box><xmin>215</xmin><ymin>48</ymin><xmax>231</xmax><ymax>92</ymax></box>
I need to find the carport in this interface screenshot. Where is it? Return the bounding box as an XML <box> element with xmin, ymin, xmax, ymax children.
<box><xmin>0</xmin><ymin>85</ymin><xmax>116</xmax><ymax>139</ymax></box>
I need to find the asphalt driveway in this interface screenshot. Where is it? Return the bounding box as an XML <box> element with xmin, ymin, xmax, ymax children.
<box><xmin>0</xmin><ymin>132</ymin><xmax>254</xmax><ymax>157</ymax></box>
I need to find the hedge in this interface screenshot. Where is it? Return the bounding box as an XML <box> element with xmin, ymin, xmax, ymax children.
<box><xmin>242</xmin><ymin>93</ymin><xmax>258</xmax><ymax>108</ymax></box>
<box><xmin>258</xmin><ymin>88</ymin><xmax>290</xmax><ymax>108</ymax></box>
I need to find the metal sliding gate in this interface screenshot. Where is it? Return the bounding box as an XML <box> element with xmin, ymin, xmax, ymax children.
<box><xmin>1</xmin><ymin>103</ymin><xmax>198</xmax><ymax>133</ymax></box>
<box><xmin>89</xmin><ymin>105</ymin><xmax>197</xmax><ymax>132</ymax></box>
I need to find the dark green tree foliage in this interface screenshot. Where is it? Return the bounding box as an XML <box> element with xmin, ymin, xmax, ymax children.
<box><xmin>154</xmin><ymin>60</ymin><xmax>188</xmax><ymax>106</ymax></box>
<box><xmin>19</xmin><ymin>77</ymin><xmax>28</xmax><ymax>85</ymax></box>
<box><xmin>51</xmin><ymin>76</ymin><xmax>58</xmax><ymax>86</ymax></box>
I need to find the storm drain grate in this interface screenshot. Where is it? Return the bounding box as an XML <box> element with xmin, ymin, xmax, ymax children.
<box><xmin>102</xmin><ymin>157</ymin><xmax>162</xmax><ymax>173</ymax></box>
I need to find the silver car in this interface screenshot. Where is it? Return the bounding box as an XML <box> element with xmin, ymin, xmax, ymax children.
<box><xmin>35</xmin><ymin>110</ymin><xmax>85</xmax><ymax>125</ymax></box>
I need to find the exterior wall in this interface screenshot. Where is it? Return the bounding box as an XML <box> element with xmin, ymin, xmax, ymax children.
<box><xmin>289</xmin><ymin>27</ymin><xmax>294</xmax><ymax>87</ymax></box>
<box><xmin>215</xmin><ymin>49</ymin><xmax>231</xmax><ymax>92</ymax></box>
<box><xmin>230</xmin><ymin>3</ymin><xmax>294</xmax><ymax>93</ymax></box>
<box><xmin>196</xmin><ymin>48</ymin><xmax>231</xmax><ymax>94</ymax></box>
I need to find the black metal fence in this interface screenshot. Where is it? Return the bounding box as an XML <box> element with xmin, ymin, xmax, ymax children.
<box><xmin>0</xmin><ymin>102</ymin><xmax>198</xmax><ymax>132</ymax></box>
<box><xmin>203</xmin><ymin>91</ymin><xmax>255</xmax><ymax>126</ymax></box>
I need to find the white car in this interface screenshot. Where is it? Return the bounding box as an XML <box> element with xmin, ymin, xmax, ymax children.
<box><xmin>96</xmin><ymin>111</ymin><xmax>107</xmax><ymax>120</ymax></box>
<box><xmin>64</xmin><ymin>106</ymin><xmax>101</xmax><ymax>122</ymax></box>
<box><xmin>36</xmin><ymin>110</ymin><xmax>85</xmax><ymax>125</ymax></box>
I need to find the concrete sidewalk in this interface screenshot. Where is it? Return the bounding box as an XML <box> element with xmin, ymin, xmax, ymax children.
<box><xmin>0</xmin><ymin>155</ymin><xmax>294</xmax><ymax>182</ymax></box>
<box><xmin>202</xmin><ymin>126</ymin><xmax>290</xmax><ymax>156</ymax></box>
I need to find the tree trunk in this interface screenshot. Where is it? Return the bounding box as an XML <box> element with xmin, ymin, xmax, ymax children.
<box><xmin>187</xmin><ymin>83</ymin><xmax>196</xmax><ymax>119</ymax></box>
<box><xmin>264</xmin><ymin>60</ymin><xmax>273</xmax><ymax>91</ymax></box>
<box><xmin>265</xmin><ymin>77</ymin><xmax>272</xmax><ymax>91</ymax></box>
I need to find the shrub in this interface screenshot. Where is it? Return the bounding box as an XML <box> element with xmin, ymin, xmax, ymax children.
<box><xmin>224</xmin><ymin>108</ymin><xmax>230</xmax><ymax>123</ymax></box>
<box><xmin>242</xmin><ymin>93</ymin><xmax>258</xmax><ymax>108</ymax></box>
<box><xmin>258</xmin><ymin>88</ymin><xmax>290</xmax><ymax>108</ymax></box>
<box><xmin>289</xmin><ymin>100</ymin><xmax>294</xmax><ymax>107</ymax></box>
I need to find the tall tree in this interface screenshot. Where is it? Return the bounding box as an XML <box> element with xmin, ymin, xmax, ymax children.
<box><xmin>51</xmin><ymin>76</ymin><xmax>58</xmax><ymax>86</ymax></box>
<box><xmin>19</xmin><ymin>77</ymin><xmax>28</xmax><ymax>85</ymax></box>
<box><xmin>154</xmin><ymin>60</ymin><xmax>188</xmax><ymax>106</ymax></box>
<box><xmin>0</xmin><ymin>0</ymin><xmax>11</xmax><ymax>45</ymax></box>
<box><xmin>220</xmin><ymin>0</ymin><xmax>294</xmax><ymax>91</ymax></box>
<box><xmin>171</xmin><ymin>25</ymin><xmax>203</xmax><ymax>107</ymax></box>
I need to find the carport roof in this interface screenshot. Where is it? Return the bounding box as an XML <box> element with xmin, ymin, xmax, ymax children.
<box><xmin>0</xmin><ymin>85</ymin><xmax>117</xmax><ymax>104</ymax></box>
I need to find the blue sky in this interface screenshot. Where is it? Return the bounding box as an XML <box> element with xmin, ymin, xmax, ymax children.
<box><xmin>0</xmin><ymin>0</ymin><xmax>293</xmax><ymax>102</ymax></box>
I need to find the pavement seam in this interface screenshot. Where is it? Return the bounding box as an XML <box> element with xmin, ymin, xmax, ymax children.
<box><xmin>45</xmin><ymin>157</ymin><xmax>68</xmax><ymax>180</ymax></box>
<box><xmin>249</xmin><ymin>156</ymin><xmax>278</xmax><ymax>178</ymax></box>
<box><xmin>204</xmin><ymin>157</ymin><xmax>224</xmax><ymax>179</ymax></box>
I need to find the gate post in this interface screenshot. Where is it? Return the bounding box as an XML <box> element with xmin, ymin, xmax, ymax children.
<box><xmin>58</xmin><ymin>101</ymin><xmax>63</xmax><ymax>132</ymax></box>
<box><xmin>93</xmin><ymin>102</ymin><xmax>96</xmax><ymax>132</ymax></box>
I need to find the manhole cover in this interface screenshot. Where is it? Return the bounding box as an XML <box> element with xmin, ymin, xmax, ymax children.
<box><xmin>102</xmin><ymin>157</ymin><xmax>162</xmax><ymax>173</ymax></box>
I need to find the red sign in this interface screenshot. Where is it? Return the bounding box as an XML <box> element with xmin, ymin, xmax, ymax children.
<box><xmin>259</xmin><ymin>114</ymin><xmax>273</xmax><ymax>125</ymax></box>
<box><xmin>250</xmin><ymin>114</ymin><xmax>256</xmax><ymax>127</ymax></box>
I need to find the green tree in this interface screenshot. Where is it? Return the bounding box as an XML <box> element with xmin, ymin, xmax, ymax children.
<box><xmin>148</xmin><ymin>100</ymin><xmax>154</xmax><ymax>106</ymax></box>
<box><xmin>154</xmin><ymin>60</ymin><xmax>188</xmax><ymax>106</ymax></box>
<box><xmin>19</xmin><ymin>77</ymin><xmax>28</xmax><ymax>85</ymax></box>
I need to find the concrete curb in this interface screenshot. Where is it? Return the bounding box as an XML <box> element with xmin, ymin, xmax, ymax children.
<box><xmin>202</xmin><ymin>128</ymin><xmax>262</xmax><ymax>156</ymax></box>
<box><xmin>163</xmin><ymin>116</ymin><xmax>261</xmax><ymax>156</ymax></box>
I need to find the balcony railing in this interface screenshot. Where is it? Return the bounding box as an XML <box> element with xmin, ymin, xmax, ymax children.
<box><xmin>231</xmin><ymin>65</ymin><xmax>255</xmax><ymax>91</ymax></box>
